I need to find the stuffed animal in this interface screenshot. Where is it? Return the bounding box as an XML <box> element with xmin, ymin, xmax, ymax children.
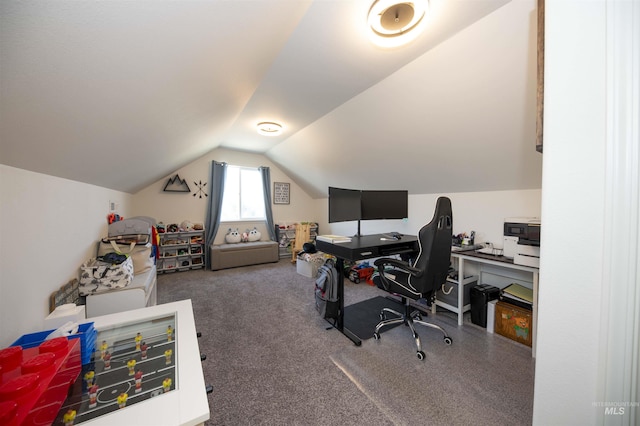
<box><xmin>241</xmin><ymin>231</ymin><xmax>249</xmax><ymax>243</ymax></box>
<box><xmin>225</xmin><ymin>228</ymin><xmax>241</xmax><ymax>244</ymax></box>
<box><xmin>248</xmin><ymin>227</ymin><xmax>261</xmax><ymax>242</ymax></box>
<box><xmin>180</xmin><ymin>220</ymin><xmax>194</xmax><ymax>231</ymax></box>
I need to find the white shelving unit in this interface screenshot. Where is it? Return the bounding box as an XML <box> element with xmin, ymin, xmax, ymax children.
<box><xmin>275</xmin><ymin>223</ymin><xmax>318</xmax><ymax>259</ymax></box>
<box><xmin>157</xmin><ymin>229</ymin><xmax>205</xmax><ymax>273</ymax></box>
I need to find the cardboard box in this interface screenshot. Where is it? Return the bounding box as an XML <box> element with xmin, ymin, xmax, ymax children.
<box><xmin>297</xmin><ymin>252</ymin><xmax>325</xmax><ymax>278</ymax></box>
<box><xmin>296</xmin><ymin>258</ymin><xmax>319</xmax><ymax>278</ymax></box>
<box><xmin>495</xmin><ymin>301</ymin><xmax>532</xmax><ymax>347</ymax></box>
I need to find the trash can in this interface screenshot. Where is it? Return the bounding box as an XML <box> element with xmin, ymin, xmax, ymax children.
<box><xmin>470</xmin><ymin>284</ymin><xmax>500</xmax><ymax>327</ymax></box>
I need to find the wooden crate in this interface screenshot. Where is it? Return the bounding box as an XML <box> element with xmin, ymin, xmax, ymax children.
<box><xmin>495</xmin><ymin>301</ymin><xmax>532</xmax><ymax>347</ymax></box>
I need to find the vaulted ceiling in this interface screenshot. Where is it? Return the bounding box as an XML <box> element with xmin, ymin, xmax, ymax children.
<box><xmin>0</xmin><ymin>0</ymin><xmax>541</xmax><ymax>199</ymax></box>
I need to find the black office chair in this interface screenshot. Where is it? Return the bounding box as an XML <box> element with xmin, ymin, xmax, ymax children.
<box><xmin>371</xmin><ymin>196</ymin><xmax>453</xmax><ymax>360</ymax></box>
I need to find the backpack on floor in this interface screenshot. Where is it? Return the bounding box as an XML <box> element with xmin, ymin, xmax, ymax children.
<box><xmin>314</xmin><ymin>259</ymin><xmax>339</xmax><ymax>320</ymax></box>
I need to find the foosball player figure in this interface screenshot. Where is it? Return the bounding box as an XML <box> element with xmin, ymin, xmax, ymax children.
<box><xmin>135</xmin><ymin>370</ymin><xmax>143</xmax><ymax>393</ymax></box>
<box><xmin>100</xmin><ymin>340</ymin><xmax>108</xmax><ymax>360</ymax></box>
<box><xmin>88</xmin><ymin>384</ymin><xmax>99</xmax><ymax>408</ymax></box>
<box><xmin>103</xmin><ymin>351</ymin><xmax>112</xmax><ymax>370</ymax></box>
<box><xmin>162</xmin><ymin>377</ymin><xmax>172</xmax><ymax>393</ymax></box>
<box><xmin>84</xmin><ymin>370</ymin><xmax>95</xmax><ymax>388</ymax></box>
<box><xmin>135</xmin><ymin>332</ymin><xmax>142</xmax><ymax>351</ymax></box>
<box><xmin>166</xmin><ymin>325</ymin><xmax>174</xmax><ymax>342</ymax></box>
<box><xmin>127</xmin><ymin>359</ymin><xmax>136</xmax><ymax>376</ymax></box>
<box><xmin>140</xmin><ymin>342</ymin><xmax>148</xmax><ymax>360</ymax></box>
<box><xmin>117</xmin><ymin>392</ymin><xmax>128</xmax><ymax>409</ymax></box>
<box><xmin>63</xmin><ymin>409</ymin><xmax>77</xmax><ymax>426</ymax></box>
<box><xmin>164</xmin><ymin>349</ymin><xmax>172</xmax><ymax>365</ymax></box>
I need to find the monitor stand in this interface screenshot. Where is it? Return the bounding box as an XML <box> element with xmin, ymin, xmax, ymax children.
<box><xmin>354</xmin><ymin>220</ymin><xmax>362</xmax><ymax>238</ymax></box>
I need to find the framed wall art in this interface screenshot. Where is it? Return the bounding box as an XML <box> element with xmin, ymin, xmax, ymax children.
<box><xmin>273</xmin><ymin>182</ymin><xmax>290</xmax><ymax>204</ymax></box>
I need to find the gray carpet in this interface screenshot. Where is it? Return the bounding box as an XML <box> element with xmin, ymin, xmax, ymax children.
<box><xmin>157</xmin><ymin>260</ymin><xmax>535</xmax><ymax>425</ymax></box>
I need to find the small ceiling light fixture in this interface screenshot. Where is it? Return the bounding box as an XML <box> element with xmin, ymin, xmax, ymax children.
<box><xmin>368</xmin><ymin>0</ymin><xmax>429</xmax><ymax>48</ymax></box>
<box><xmin>256</xmin><ymin>121</ymin><xmax>283</xmax><ymax>136</ymax></box>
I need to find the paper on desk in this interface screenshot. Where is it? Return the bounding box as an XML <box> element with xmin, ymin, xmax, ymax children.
<box><xmin>502</xmin><ymin>283</ymin><xmax>533</xmax><ymax>303</ymax></box>
<box><xmin>317</xmin><ymin>235</ymin><xmax>352</xmax><ymax>243</ymax></box>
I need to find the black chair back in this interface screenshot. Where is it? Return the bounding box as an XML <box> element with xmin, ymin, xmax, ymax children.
<box><xmin>410</xmin><ymin>197</ymin><xmax>453</xmax><ymax>295</ymax></box>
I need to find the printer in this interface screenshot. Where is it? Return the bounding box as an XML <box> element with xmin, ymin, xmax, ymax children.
<box><xmin>503</xmin><ymin>218</ymin><xmax>541</xmax><ymax>267</ymax></box>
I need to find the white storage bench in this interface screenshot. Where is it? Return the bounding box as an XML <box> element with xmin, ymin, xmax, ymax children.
<box><xmin>85</xmin><ymin>265</ymin><xmax>157</xmax><ymax>317</ymax></box>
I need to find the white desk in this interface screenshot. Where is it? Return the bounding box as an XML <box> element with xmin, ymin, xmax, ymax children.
<box><xmin>435</xmin><ymin>251</ymin><xmax>539</xmax><ymax>357</ymax></box>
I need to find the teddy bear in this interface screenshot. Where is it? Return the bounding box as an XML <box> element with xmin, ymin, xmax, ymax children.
<box><xmin>225</xmin><ymin>228</ymin><xmax>241</xmax><ymax>244</ymax></box>
<box><xmin>180</xmin><ymin>220</ymin><xmax>194</xmax><ymax>231</ymax></box>
<box><xmin>248</xmin><ymin>227</ymin><xmax>261</xmax><ymax>242</ymax></box>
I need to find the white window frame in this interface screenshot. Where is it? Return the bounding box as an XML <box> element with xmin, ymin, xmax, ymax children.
<box><xmin>220</xmin><ymin>165</ymin><xmax>266</xmax><ymax>222</ymax></box>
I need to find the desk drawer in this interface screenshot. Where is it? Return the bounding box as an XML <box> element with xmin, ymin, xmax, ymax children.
<box><xmin>315</xmin><ymin>238</ymin><xmax>417</xmax><ymax>261</ymax></box>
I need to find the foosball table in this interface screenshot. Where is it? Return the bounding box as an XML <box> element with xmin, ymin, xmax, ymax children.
<box><xmin>1</xmin><ymin>300</ymin><xmax>209</xmax><ymax>426</ymax></box>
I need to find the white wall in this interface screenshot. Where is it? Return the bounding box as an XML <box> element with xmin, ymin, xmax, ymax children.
<box><xmin>533</xmin><ymin>0</ymin><xmax>639</xmax><ymax>424</ymax></box>
<box><xmin>0</xmin><ymin>165</ymin><xmax>132</xmax><ymax>347</ymax></box>
<box><xmin>131</xmin><ymin>147</ymin><xmax>319</xmax><ymax>244</ymax></box>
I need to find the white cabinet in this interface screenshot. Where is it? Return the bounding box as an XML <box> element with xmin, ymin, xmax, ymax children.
<box><xmin>157</xmin><ymin>230</ymin><xmax>205</xmax><ymax>273</ymax></box>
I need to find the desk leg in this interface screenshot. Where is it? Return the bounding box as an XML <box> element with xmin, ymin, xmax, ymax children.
<box><xmin>332</xmin><ymin>258</ymin><xmax>361</xmax><ymax>346</ymax></box>
<box><xmin>457</xmin><ymin>258</ymin><xmax>465</xmax><ymax>325</ymax></box>
<box><xmin>532</xmin><ymin>271</ymin><xmax>539</xmax><ymax>358</ymax></box>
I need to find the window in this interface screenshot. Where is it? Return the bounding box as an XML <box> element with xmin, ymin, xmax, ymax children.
<box><xmin>220</xmin><ymin>166</ymin><xmax>265</xmax><ymax>221</ymax></box>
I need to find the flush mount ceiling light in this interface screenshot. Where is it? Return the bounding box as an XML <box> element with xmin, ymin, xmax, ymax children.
<box><xmin>256</xmin><ymin>121</ymin><xmax>283</xmax><ymax>136</ymax></box>
<box><xmin>368</xmin><ymin>0</ymin><xmax>429</xmax><ymax>48</ymax></box>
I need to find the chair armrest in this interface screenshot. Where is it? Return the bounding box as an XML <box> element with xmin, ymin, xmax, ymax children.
<box><xmin>373</xmin><ymin>257</ymin><xmax>423</xmax><ymax>292</ymax></box>
<box><xmin>374</xmin><ymin>257</ymin><xmax>422</xmax><ymax>277</ymax></box>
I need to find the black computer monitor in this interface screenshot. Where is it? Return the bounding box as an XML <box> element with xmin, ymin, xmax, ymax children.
<box><xmin>328</xmin><ymin>187</ymin><xmax>361</xmax><ymax>223</ymax></box>
<box><xmin>361</xmin><ymin>190</ymin><xmax>408</xmax><ymax>220</ymax></box>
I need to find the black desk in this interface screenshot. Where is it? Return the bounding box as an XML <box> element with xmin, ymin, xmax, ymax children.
<box><xmin>315</xmin><ymin>234</ymin><xmax>419</xmax><ymax>345</ymax></box>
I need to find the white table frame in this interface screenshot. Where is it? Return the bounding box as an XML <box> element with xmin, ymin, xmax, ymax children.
<box><xmin>434</xmin><ymin>252</ymin><xmax>539</xmax><ymax>357</ymax></box>
<box><xmin>81</xmin><ymin>300</ymin><xmax>210</xmax><ymax>425</ymax></box>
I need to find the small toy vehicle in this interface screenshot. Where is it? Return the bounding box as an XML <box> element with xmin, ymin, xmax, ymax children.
<box><xmin>348</xmin><ymin>266</ymin><xmax>375</xmax><ymax>284</ymax></box>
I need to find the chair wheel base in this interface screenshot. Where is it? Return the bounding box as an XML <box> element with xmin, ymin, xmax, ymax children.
<box><xmin>417</xmin><ymin>351</ymin><xmax>425</xmax><ymax>360</ymax></box>
<box><xmin>444</xmin><ymin>336</ymin><xmax>453</xmax><ymax>345</ymax></box>
<box><xmin>373</xmin><ymin>332</ymin><xmax>381</xmax><ymax>340</ymax></box>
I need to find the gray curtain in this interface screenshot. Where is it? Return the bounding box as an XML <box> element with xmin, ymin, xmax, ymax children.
<box><xmin>205</xmin><ymin>161</ymin><xmax>226</xmax><ymax>269</ymax></box>
<box><xmin>260</xmin><ymin>166</ymin><xmax>277</xmax><ymax>241</ymax></box>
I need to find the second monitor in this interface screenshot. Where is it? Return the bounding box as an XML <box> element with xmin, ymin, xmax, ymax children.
<box><xmin>328</xmin><ymin>187</ymin><xmax>408</xmax><ymax>237</ymax></box>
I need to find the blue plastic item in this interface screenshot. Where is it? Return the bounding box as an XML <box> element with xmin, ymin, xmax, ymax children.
<box><xmin>11</xmin><ymin>322</ymin><xmax>97</xmax><ymax>365</ymax></box>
